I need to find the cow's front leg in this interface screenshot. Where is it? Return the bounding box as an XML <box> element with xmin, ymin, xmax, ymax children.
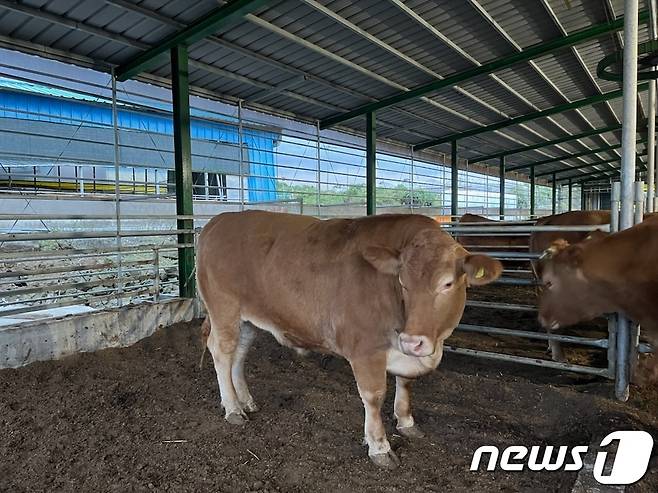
<box><xmin>394</xmin><ymin>376</ymin><xmax>425</xmax><ymax>438</ymax></box>
<box><xmin>350</xmin><ymin>353</ymin><xmax>400</xmax><ymax>469</ymax></box>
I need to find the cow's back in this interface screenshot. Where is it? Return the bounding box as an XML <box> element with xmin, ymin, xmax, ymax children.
<box><xmin>530</xmin><ymin>210</ymin><xmax>610</xmax><ymax>253</ymax></box>
<box><xmin>455</xmin><ymin>213</ymin><xmax>528</xmax><ymax>249</ymax></box>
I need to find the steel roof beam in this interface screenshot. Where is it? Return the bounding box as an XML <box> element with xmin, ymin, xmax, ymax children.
<box><xmin>386</xmin><ymin>0</ymin><xmax>580</xmax><ymax>164</ymax></box>
<box><xmin>538</xmin><ymin>151</ymin><xmax>648</xmax><ymax>178</ymax></box>
<box><xmin>554</xmin><ymin>159</ymin><xmax>647</xmax><ymax>183</ymax></box>
<box><xmin>507</xmin><ymin>140</ymin><xmax>646</xmax><ymax>172</ymax></box>
<box><xmin>469</xmin><ymin>0</ymin><xmax>619</xmax><ymax>163</ymax></box>
<box><xmin>115</xmin><ymin>0</ymin><xmax>270</xmax><ymax>81</ymax></box>
<box><xmin>469</xmin><ymin>124</ymin><xmax>624</xmax><ymax>164</ymax></box>
<box><xmin>416</xmin><ymin>85</ymin><xmax>649</xmax><ymax>151</ymax></box>
<box><xmin>319</xmin><ymin>11</ymin><xmax>648</xmax><ymax>129</ymax></box>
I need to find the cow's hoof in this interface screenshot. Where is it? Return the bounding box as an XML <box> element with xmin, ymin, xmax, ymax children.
<box><xmin>225</xmin><ymin>412</ymin><xmax>248</xmax><ymax>425</ymax></box>
<box><xmin>397</xmin><ymin>424</ymin><xmax>425</xmax><ymax>439</ymax></box>
<box><xmin>243</xmin><ymin>401</ymin><xmax>259</xmax><ymax>413</ymax></box>
<box><xmin>369</xmin><ymin>450</ymin><xmax>400</xmax><ymax>470</ymax></box>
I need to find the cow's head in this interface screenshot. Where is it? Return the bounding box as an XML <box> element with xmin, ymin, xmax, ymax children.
<box><xmin>536</xmin><ymin>239</ymin><xmax>608</xmax><ymax>331</ymax></box>
<box><xmin>362</xmin><ymin>229</ymin><xmax>502</xmax><ymax>357</ymax></box>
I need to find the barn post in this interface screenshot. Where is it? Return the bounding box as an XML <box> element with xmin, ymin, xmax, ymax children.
<box><xmin>171</xmin><ymin>44</ymin><xmax>195</xmax><ymax>298</ymax></box>
<box><xmin>615</xmin><ymin>0</ymin><xmax>640</xmax><ymax>402</ymax></box>
<box><xmin>366</xmin><ymin>112</ymin><xmax>376</xmax><ymax>216</ymax></box>
<box><xmin>529</xmin><ymin>165</ymin><xmax>536</xmax><ymax>217</ymax></box>
<box><xmin>647</xmin><ymin>0</ymin><xmax>658</xmax><ymax>212</ymax></box>
<box><xmin>567</xmin><ymin>178</ymin><xmax>573</xmax><ymax>211</ymax></box>
<box><xmin>580</xmin><ymin>181</ymin><xmax>587</xmax><ymax>210</ymax></box>
<box><xmin>499</xmin><ymin>155</ymin><xmax>505</xmax><ymax>220</ymax></box>
<box><xmin>451</xmin><ymin>140</ymin><xmax>459</xmax><ymax>218</ymax></box>
<box><xmin>551</xmin><ymin>173</ymin><xmax>557</xmax><ymax>214</ymax></box>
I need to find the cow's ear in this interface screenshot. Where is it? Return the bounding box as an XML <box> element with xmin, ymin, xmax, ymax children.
<box><xmin>362</xmin><ymin>246</ymin><xmax>401</xmax><ymax>274</ymax></box>
<box><xmin>560</xmin><ymin>244</ymin><xmax>584</xmax><ymax>269</ymax></box>
<box><xmin>461</xmin><ymin>254</ymin><xmax>503</xmax><ymax>286</ymax></box>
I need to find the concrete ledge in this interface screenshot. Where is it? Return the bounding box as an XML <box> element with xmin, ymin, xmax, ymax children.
<box><xmin>0</xmin><ymin>297</ymin><xmax>204</xmax><ymax>369</ymax></box>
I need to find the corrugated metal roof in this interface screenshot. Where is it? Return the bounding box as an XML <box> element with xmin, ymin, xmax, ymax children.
<box><xmin>0</xmin><ymin>0</ymin><xmax>652</xmax><ymax>179</ymax></box>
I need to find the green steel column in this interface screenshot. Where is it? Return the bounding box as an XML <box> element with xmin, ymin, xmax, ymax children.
<box><xmin>171</xmin><ymin>45</ymin><xmax>195</xmax><ymax>298</ymax></box>
<box><xmin>530</xmin><ymin>165</ymin><xmax>536</xmax><ymax>217</ymax></box>
<box><xmin>581</xmin><ymin>181</ymin><xmax>587</xmax><ymax>210</ymax></box>
<box><xmin>552</xmin><ymin>172</ymin><xmax>557</xmax><ymax>214</ymax></box>
<box><xmin>366</xmin><ymin>112</ymin><xmax>376</xmax><ymax>216</ymax></box>
<box><xmin>451</xmin><ymin>140</ymin><xmax>458</xmax><ymax>218</ymax></box>
<box><xmin>568</xmin><ymin>178</ymin><xmax>573</xmax><ymax>211</ymax></box>
<box><xmin>499</xmin><ymin>156</ymin><xmax>505</xmax><ymax>220</ymax></box>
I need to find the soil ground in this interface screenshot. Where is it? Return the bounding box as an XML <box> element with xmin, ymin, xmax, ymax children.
<box><xmin>1</xmin><ymin>285</ymin><xmax>656</xmax><ymax>492</ymax></box>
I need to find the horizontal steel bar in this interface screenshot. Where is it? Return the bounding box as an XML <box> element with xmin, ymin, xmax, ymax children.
<box><xmin>1</xmin><ymin>273</ymin><xmax>154</xmax><ymax>298</ymax></box>
<box><xmin>465</xmin><ymin>300</ymin><xmax>537</xmax><ymax>312</ymax></box>
<box><xmin>0</xmin><ymin>229</ymin><xmax>193</xmax><ymax>242</ymax></box>
<box><xmin>0</xmin><ymin>286</ymin><xmax>154</xmax><ymax>318</ymax></box>
<box><xmin>0</xmin><ymin>259</ymin><xmax>152</xmax><ymax>279</ymax></box>
<box><xmin>0</xmin><ymin>243</ymin><xmax>192</xmax><ymax>264</ymax></box>
<box><xmin>444</xmin><ymin>224</ymin><xmax>610</xmax><ymax>233</ymax></box>
<box><xmin>469</xmin><ymin>251</ymin><xmax>540</xmax><ymax>259</ymax></box>
<box><xmin>443</xmin><ymin>345</ymin><xmax>612</xmax><ymax>377</ymax></box>
<box><xmin>456</xmin><ymin>323</ymin><xmax>608</xmax><ymax>348</ymax></box>
<box><xmin>494</xmin><ymin>277</ymin><xmax>537</xmax><ymax>285</ymax></box>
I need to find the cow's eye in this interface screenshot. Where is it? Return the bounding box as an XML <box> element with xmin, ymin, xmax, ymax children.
<box><xmin>544</xmin><ymin>280</ymin><xmax>553</xmax><ymax>290</ymax></box>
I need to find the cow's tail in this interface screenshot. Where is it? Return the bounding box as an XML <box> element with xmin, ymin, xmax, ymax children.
<box><xmin>199</xmin><ymin>316</ymin><xmax>211</xmax><ymax>369</ymax></box>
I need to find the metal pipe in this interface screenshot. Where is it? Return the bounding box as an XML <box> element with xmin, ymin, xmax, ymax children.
<box><xmin>452</xmin><ymin>140</ymin><xmax>459</xmax><ymax>217</ymax></box>
<box><xmin>443</xmin><ymin>346</ymin><xmax>611</xmax><ymax>377</ymax></box>
<box><xmin>611</xmin><ymin>181</ymin><xmax>621</xmax><ymax>232</ymax></box>
<box><xmin>444</xmin><ymin>224</ymin><xmax>610</xmax><ymax>233</ymax></box>
<box><xmin>648</xmin><ymin>0</ymin><xmax>658</xmax><ymax>212</ymax></box>
<box><xmin>316</xmin><ymin>121</ymin><xmax>321</xmax><ymax>216</ymax></box>
<box><xmin>238</xmin><ymin>100</ymin><xmax>245</xmax><ymax>211</ymax></box>
<box><xmin>499</xmin><ymin>155</ymin><xmax>505</xmax><ymax>220</ymax></box>
<box><xmin>529</xmin><ymin>165</ymin><xmax>535</xmax><ymax>217</ymax></box>
<box><xmin>581</xmin><ymin>181</ymin><xmax>587</xmax><ymax>210</ymax></box>
<box><xmin>456</xmin><ymin>324</ymin><xmax>609</xmax><ymax>348</ymax></box>
<box><xmin>465</xmin><ymin>300</ymin><xmax>537</xmax><ymax>312</ymax></box>
<box><xmin>410</xmin><ymin>145</ymin><xmax>415</xmax><ymax>213</ymax></box>
<box><xmin>616</xmin><ymin>0</ymin><xmax>640</xmax><ymax>402</ymax></box>
<box><xmin>171</xmin><ymin>44</ymin><xmax>196</xmax><ymax>299</ymax></box>
<box><xmin>111</xmin><ymin>69</ymin><xmax>123</xmax><ymax>307</ymax></box>
<box><xmin>568</xmin><ymin>178</ymin><xmax>573</xmax><ymax>211</ymax></box>
<box><xmin>552</xmin><ymin>172</ymin><xmax>557</xmax><ymax>214</ymax></box>
<box><xmin>366</xmin><ymin>112</ymin><xmax>376</xmax><ymax>216</ymax></box>
<box><xmin>634</xmin><ymin>181</ymin><xmax>645</xmax><ymax>224</ymax></box>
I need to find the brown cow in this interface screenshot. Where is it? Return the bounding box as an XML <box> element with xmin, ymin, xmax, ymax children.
<box><xmin>529</xmin><ymin>210</ymin><xmax>611</xmax><ymax>254</ymax></box>
<box><xmin>529</xmin><ymin>210</ymin><xmax>611</xmax><ymax>361</ymax></box>
<box><xmin>455</xmin><ymin>213</ymin><xmax>530</xmax><ymax>251</ymax></box>
<box><xmin>536</xmin><ymin>219</ymin><xmax>658</xmax><ymax>380</ymax></box>
<box><xmin>197</xmin><ymin>211</ymin><xmax>502</xmax><ymax>469</ymax></box>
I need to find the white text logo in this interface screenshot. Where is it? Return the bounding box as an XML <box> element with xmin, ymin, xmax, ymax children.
<box><xmin>470</xmin><ymin>431</ymin><xmax>653</xmax><ymax>485</ymax></box>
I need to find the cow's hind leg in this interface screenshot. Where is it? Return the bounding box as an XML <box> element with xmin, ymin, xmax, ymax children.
<box><xmin>206</xmin><ymin>298</ymin><xmax>247</xmax><ymax>425</ymax></box>
<box><xmin>350</xmin><ymin>353</ymin><xmax>400</xmax><ymax>469</ymax></box>
<box><xmin>232</xmin><ymin>322</ymin><xmax>258</xmax><ymax>413</ymax></box>
<box><xmin>394</xmin><ymin>376</ymin><xmax>425</xmax><ymax>438</ymax></box>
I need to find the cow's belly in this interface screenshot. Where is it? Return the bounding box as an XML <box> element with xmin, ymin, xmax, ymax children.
<box><xmin>243</xmin><ymin>313</ymin><xmax>337</xmax><ymax>354</ymax></box>
<box><xmin>386</xmin><ymin>345</ymin><xmax>444</xmax><ymax>378</ymax></box>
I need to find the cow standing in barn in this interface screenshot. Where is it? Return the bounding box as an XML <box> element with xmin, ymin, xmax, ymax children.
<box><xmin>196</xmin><ymin>211</ymin><xmax>502</xmax><ymax>469</ymax></box>
<box><xmin>536</xmin><ymin>216</ymin><xmax>658</xmax><ymax>381</ymax></box>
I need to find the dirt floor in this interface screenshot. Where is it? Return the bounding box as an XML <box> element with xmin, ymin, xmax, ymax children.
<box><xmin>1</xmin><ymin>295</ymin><xmax>657</xmax><ymax>493</ymax></box>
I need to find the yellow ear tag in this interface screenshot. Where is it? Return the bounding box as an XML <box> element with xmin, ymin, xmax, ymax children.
<box><xmin>475</xmin><ymin>267</ymin><xmax>486</xmax><ymax>279</ymax></box>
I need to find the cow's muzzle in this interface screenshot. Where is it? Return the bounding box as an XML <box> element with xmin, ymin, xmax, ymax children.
<box><xmin>398</xmin><ymin>333</ymin><xmax>434</xmax><ymax>357</ymax></box>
